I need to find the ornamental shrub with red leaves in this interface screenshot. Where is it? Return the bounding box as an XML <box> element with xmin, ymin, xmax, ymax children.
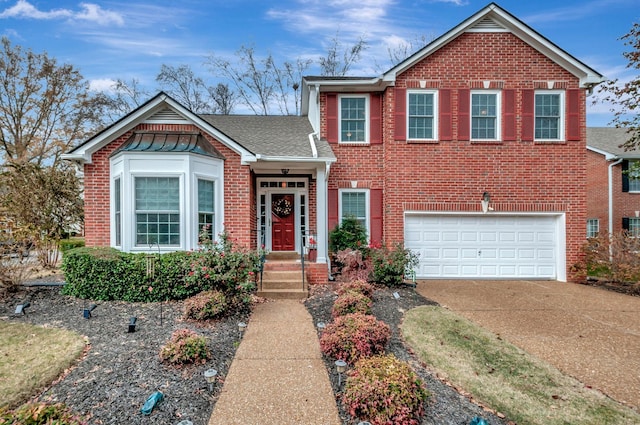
<box><xmin>183</xmin><ymin>290</ymin><xmax>228</xmax><ymax>321</ymax></box>
<box><xmin>337</xmin><ymin>279</ymin><xmax>376</xmax><ymax>298</ymax></box>
<box><xmin>342</xmin><ymin>354</ymin><xmax>429</xmax><ymax>425</ymax></box>
<box><xmin>331</xmin><ymin>291</ymin><xmax>372</xmax><ymax>318</ymax></box>
<box><xmin>319</xmin><ymin>313</ymin><xmax>390</xmax><ymax>364</ymax></box>
<box><xmin>159</xmin><ymin>328</ymin><xmax>210</xmax><ymax>365</ymax></box>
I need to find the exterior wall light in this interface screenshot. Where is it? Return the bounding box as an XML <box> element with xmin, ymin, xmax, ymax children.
<box><xmin>481</xmin><ymin>191</ymin><xmax>492</xmax><ymax>214</ymax></box>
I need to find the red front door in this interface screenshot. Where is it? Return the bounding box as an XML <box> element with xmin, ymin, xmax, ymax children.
<box><xmin>271</xmin><ymin>193</ymin><xmax>295</xmax><ymax>251</ymax></box>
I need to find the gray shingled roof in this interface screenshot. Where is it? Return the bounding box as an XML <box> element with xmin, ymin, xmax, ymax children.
<box><xmin>587</xmin><ymin>127</ymin><xmax>640</xmax><ymax>158</ymax></box>
<box><xmin>201</xmin><ymin>115</ymin><xmax>335</xmax><ymax>160</ymax></box>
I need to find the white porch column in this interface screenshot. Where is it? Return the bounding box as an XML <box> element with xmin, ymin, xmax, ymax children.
<box><xmin>315</xmin><ymin>163</ymin><xmax>328</xmax><ymax>264</ymax></box>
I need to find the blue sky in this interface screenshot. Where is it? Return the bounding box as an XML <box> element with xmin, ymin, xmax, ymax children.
<box><xmin>0</xmin><ymin>0</ymin><xmax>637</xmax><ymax>125</ymax></box>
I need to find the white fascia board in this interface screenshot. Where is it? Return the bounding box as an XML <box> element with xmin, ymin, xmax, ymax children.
<box><xmin>255</xmin><ymin>155</ymin><xmax>337</xmax><ymax>164</ymax></box>
<box><xmin>587</xmin><ymin>145</ymin><xmax>617</xmax><ymax>160</ymax></box>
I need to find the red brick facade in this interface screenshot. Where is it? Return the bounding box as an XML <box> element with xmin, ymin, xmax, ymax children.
<box><xmin>587</xmin><ymin>150</ymin><xmax>640</xmax><ymax>235</ymax></box>
<box><xmin>321</xmin><ymin>32</ymin><xmax>588</xmax><ymax>281</ymax></box>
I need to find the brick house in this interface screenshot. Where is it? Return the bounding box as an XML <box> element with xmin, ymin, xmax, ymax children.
<box><xmin>587</xmin><ymin>127</ymin><xmax>640</xmax><ymax>238</ymax></box>
<box><xmin>64</xmin><ymin>3</ymin><xmax>602</xmax><ymax>284</ymax></box>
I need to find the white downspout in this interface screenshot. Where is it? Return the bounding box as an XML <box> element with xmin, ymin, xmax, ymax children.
<box><xmin>608</xmin><ymin>158</ymin><xmax>623</xmax><ymax>236</ymax></box>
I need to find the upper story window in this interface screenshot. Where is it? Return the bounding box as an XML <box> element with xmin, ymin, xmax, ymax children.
<box><xmin>471</xmin><ymin>91</ymin><xmax>500</xmax><ymax>140</ymax></box>
<box><xmin>408</xmin><ymin>90</ymin><xmax>437</xmax><ymax>141</ymax></box>
<box><xmin>535</xmin><ymin>91</ymin><xmax>564</xmax><ymax>140</ymax></box>
<box><xmin>627</xmin><ymin>160</ymin><xmax>640</xmax><ymax>192</ymax></box>
<box><xmin>339</xmin><ymin>95</ymin><xmax>368</xmax><ymax>143</ymax></box>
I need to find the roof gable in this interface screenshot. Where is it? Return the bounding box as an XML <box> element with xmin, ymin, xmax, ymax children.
<box><xmin>62</xmin><ymin>92</ymin><xmax>255</xmax><ymax>164</ymax></box>
<box><xmin>383</xmin><ymin>3</ymin><xmax>603</xmax><ymax>88</ymax></box>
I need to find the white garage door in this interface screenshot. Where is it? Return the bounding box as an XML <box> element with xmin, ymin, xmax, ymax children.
<box><xmin>405</xmin><ymin>215</ymin><xmax>559</xmax><ymax>279</ymax></box>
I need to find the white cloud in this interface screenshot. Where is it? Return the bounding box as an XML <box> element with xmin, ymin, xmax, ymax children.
<box><xmin>76</xmin><ymin>3</ymin><xmax>124</xmax><ymax>26</ymax></box>
<box><xmin>0</xmin><ymin>0</ymin><xmax>124</xmax><ymax>26</ymax></box>
<box><xmin>89</xmin><ymin>78</ymin><xmax>117</xmax><ymax>92</ymax></box>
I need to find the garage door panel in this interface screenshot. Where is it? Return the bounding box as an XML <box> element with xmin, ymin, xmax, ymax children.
<box><xmin>405</xmin><ymin>214</ymin><xmax>558</xmax><ymax>279</ymax></box>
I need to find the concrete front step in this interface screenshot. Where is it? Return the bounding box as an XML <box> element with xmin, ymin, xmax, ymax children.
<box><xmin>256</xmin><ymin>288</ymin><xmax>308</xmax><ymax>299</ymax></box>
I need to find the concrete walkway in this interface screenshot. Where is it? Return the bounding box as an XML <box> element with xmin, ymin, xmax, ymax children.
<box><xmin>416</xmin><ymin>280</ymin><xmax>640</xmax><ymax>411</ymax></box>
<box><xmin>208</xmin><ymin>299</ymin><xmax>341</xmax><ymax>425</ymax></box>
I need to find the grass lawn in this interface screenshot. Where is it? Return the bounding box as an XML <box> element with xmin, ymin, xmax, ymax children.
<box><xmin>0</xmin><ymin>321</ymin><xmax>86</xmax><ymax>409</ymax></box>
<box><xmin>403</xmin><ymin>306</ymin><xmax>640</xmax><ymax>425</ymax></box>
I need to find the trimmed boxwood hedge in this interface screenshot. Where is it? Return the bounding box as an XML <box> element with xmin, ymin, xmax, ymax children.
<box><xmin>61</xmin><ymin>247</ymin><xmax>260</xmax><ymax>302</ymax></box>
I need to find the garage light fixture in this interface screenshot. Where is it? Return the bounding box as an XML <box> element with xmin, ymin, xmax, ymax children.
<box><xmin>481</xmin><ymin>191</ymin><xmax>493</xmax><ymax>214</ymax></box>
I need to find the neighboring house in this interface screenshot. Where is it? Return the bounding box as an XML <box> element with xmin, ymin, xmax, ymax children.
<box><xmin>63</xmin><ymin>3</ymin><xmax>602</xmax><ymax>283</ymax></box>
<box><xmin>587</xmin><ymin>127</ymin><xmax>640</xmax><ymax>238</ymax></box>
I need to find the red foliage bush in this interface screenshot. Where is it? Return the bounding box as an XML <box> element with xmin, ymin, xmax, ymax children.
<box><xmin>183</xmin><ymin>290</ymin><xmax>228</xmax><ymax>320</ymax></box>
<box><xmin>159</xmin><ymin>328</ymin><xmax>210</xmax><ymax>365</ymax></box>
<box><xmin>343</xmin><ymin>354</ymin><xmax>429</xmax><ymax>425</ymax></box>
<box><xmin>319</xmin><ymin>313</ymin><xmax>390</xmax><ymax>364</ymax></box>
<box><xmin>331</xmin><ymin>291</ymin><xmax>372</xmax><ymax>318</ymax></box>
<box><xmin>337</xmin><ymin>279</ymin><xmax>376</xmax><ymax>298</ymax></box>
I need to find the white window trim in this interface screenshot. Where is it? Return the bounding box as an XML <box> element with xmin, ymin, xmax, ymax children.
<box><xmin>587</xmin><ymin>218</ymin><xmax>599</xmax><ymax>238</ymax></box>
<box><xmin>132</xmin><ymin>173</ymin><xmax>184</xmax><ymax>249</ymax></box>
<box><xmin>110</xmin><ymin>152</ymin><xmax>223</xmax><ymax>253</ymax></box>
<box><xmin>338</xmin><ymin>94</ymin><xmax>370</xmax><ymax>144</ymax></box>
<box><xmin>470</xmin><ymin>90</ymin><xmax>501</xmax><ymax>141</ymax></box>
<box><xmin>338</xmin><ymin>188</ymin><xmax>370</xmax><ymax>239</ymax></box>
<box><xmin>407</xmin><ymin>89</ymin><xmax>438</xmax><ymax>141</ymax></box>
<box><xmin>111</xmin><ymin>175</ymin><xmax>122</xmax><ymax>248</ymax></box>
<box><xmin>627</xmin><ymin>159</ymin><xmax>640</xmax><ymax>193</ymax></box>
<box><xmin>534</xmin><ymin>90</ymin><xmax>565</xmax><ymax>142</ymax></box>
<box><xmin>193</xmin><ymin>174</ymin><xmax>218</xmax><ymax>245</ymax></box>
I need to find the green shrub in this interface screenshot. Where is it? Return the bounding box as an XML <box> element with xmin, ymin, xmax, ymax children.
<box><xmin>343</xmin><ymin>354</ymin><xmax>429</xmax><ymax>425</ymax></box>
<box><xmin>337</xmin><ymin>279</ymin><xmax>376</xmax><ymax>298</ymax></box>
<box><xmin>370</xmin><ymin>243</ymin><xmax>418</xmax><ymax>287</ymax></box>
<box><xmin>59</xmin><ymin>238</ymin><xmax>85</xmax><ymax>253</ymax></box>
<box><xmin>329</xmin><ymin>216</ymin><xmax>368</xmax><ymax>253</ymax></box>
<box><xmin>0</xmin><ymin>401</ymin><xmax>87</xmax><ymax>425</ymax></box>
<box><xmin>159</xmin><ymin>329</ymin><xmax>210</xmax><ymax>365</ymax></box>
<box><xmin>183</xmin><ymin>290</ymin><xmax>228</xmax><ymax>320</ymax></box>
<box><xmin>332</xmin><ymin>291</ymin><xmax>372</xmax><ymax>318</ymax></box>
<box><xmin>61</xmin><ymin>234</ymin><xmax>261</xmax><ymax>302</ymax></box>
<box><xmin>320</xmin><ymin>313</ymin><xmax>390</xmax><ymax>365</ymax></box>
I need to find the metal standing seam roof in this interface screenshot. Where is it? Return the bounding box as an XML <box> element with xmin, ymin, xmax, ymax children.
<box><xmin>201</xmin><ymin>115</ymin><xmax>335</xmax><ymax>160</ymax></box>
<box><xmin>587</xmin><ymin>127</ymin><xmax>640</xmax><ymax>158</ymax></box>
<box><xmin>112</xmin><ymin>131</ymin><xmax>226</xmax><ymax>159</ymax></box>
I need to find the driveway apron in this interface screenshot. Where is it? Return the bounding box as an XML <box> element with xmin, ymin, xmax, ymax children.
<box><xmin>416</xmin><ymin>280</ymin><xmax>640</xmax><ymax>411</ymax></box>
<box><xmin>208</xmin><ymin>299</ymin><xmax>341</xmax><ymax>425</ymax></box>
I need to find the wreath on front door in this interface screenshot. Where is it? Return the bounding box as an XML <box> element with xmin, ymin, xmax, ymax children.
<box><xmin>272</xmin><ymin>198</ymin><xmax>293</xmax><ymax>217</ymax></box>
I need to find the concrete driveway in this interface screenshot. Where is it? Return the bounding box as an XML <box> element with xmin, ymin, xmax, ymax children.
<box><xmin>416</xmin><ymin>280</ymin><xmax>640</xmax><ymax>411</ymax></box>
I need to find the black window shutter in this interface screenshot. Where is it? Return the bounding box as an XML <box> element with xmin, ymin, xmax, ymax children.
<box><xmin>622</xmin><ymin>160</ymin><xmax>630</xmax><ymax>192</ymax></box>
<box><xmin>623</xmin><ymin>217</ymin><xmax>630</xmax><ymax>230</ymax></box>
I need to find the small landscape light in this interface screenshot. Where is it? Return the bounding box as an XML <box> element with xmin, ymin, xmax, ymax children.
<box><xmin>238</xmin><ymin>321</ymin><xmax>247</xmax><ymax>334</ymax></box>
<box><xmin>335</xmin><ymin>359</ymin><xmax>347</xmax><ymax>386</ymax></box>
<box><xmin>316</xmin><ymin>322</ymin><xmax>326</xmax><ymax>332</ymax></box>
<box><xmin>176</xmin><ymin>421</ymin><xmax>193</xmax><ymax>425</ymax></box>
<box><xmin>83</xmin><ymin>304</ymin><xmax>98</xmax><ymax>319</ymax></box>
<box><xmin>14</xmin><ymin>301</ymin><xmax>30</xmax><ymax>315</ymax></box>
<box><xmin>204</xmin><ymin>368</ymin><xmax>218</xmax><ymax>392</ymax></box>
<box><xmin>128</xmin><ymin>317</ymin><xmax>137</xmax><ymax>333</ymax></box>
<box><xmin>357</xmin><ymin>422</ymin><xmax>372</xmax><ymax>425</ymax></box>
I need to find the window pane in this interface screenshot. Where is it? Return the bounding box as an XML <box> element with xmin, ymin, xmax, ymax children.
<box><xmin>471</xmin><ymin>93</ymin><xmax>496</xmax><ymax>139</ymax></box>
<box><xmin>535</xmin><ymin>94</ymin><xmax>560</xmax><ymax>139</ymax></box>
<box><xmin>114</xmin><ymin>178</ymin><xmax>121</xmax><ymax>246</ymax></box>
<box><xmin>341</xmin><ymin>191</ymin><xmax>366</xmax><ymax>228</ymax></box>
<box><xmin>135</xmin><ymin>177</ymin><xmax>180</xmax><ymax>246</ymax></box>
<box><xmin>587</xmin><ymin>219</ymin><xmax>599</xmax><ymax>238</ymax></box>
<box><xmin>408</xmin><ymin>93</ymin><xmax>434</xmax><ymax>139</ymax></box>
<box><xmin>197</xmin><ymin>179</ymin><xmax>215</xmax><ymax>242</ymax></box>
<box><xmin>630</xmin><ymin>218</ymin><xmax>640</xmax><ymax>237</ymax></box>
<box><xmin>340</xmin><ymin>97</ymin><xmax>366</xmax><ymax>142</ymax></box>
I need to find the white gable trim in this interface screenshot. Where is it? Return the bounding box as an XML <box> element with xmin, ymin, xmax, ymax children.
<box><xmin>383</xmin><ymin>3</ymin><xmax>603</xmax><ymax>88</ymax></box>
<box><xmin>62</xmin><ymin>93</ymin><xmax>256</xmax><ymax>165</ymax></box>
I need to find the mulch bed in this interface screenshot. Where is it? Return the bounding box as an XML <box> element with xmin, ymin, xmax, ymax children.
<box><xmin>1</xmin><ymin>280</ymin><xmax>511</xmax><ymax>425</ymax></box>
<box><xmin>0</xmin><ymin>284</ymin><xmax>249</xmax><ymax>425</ymax></box>
<box><xmin>305</xmin><ymin>283</ymin><xmax>511</xmax><ymax>425</ymax></box>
